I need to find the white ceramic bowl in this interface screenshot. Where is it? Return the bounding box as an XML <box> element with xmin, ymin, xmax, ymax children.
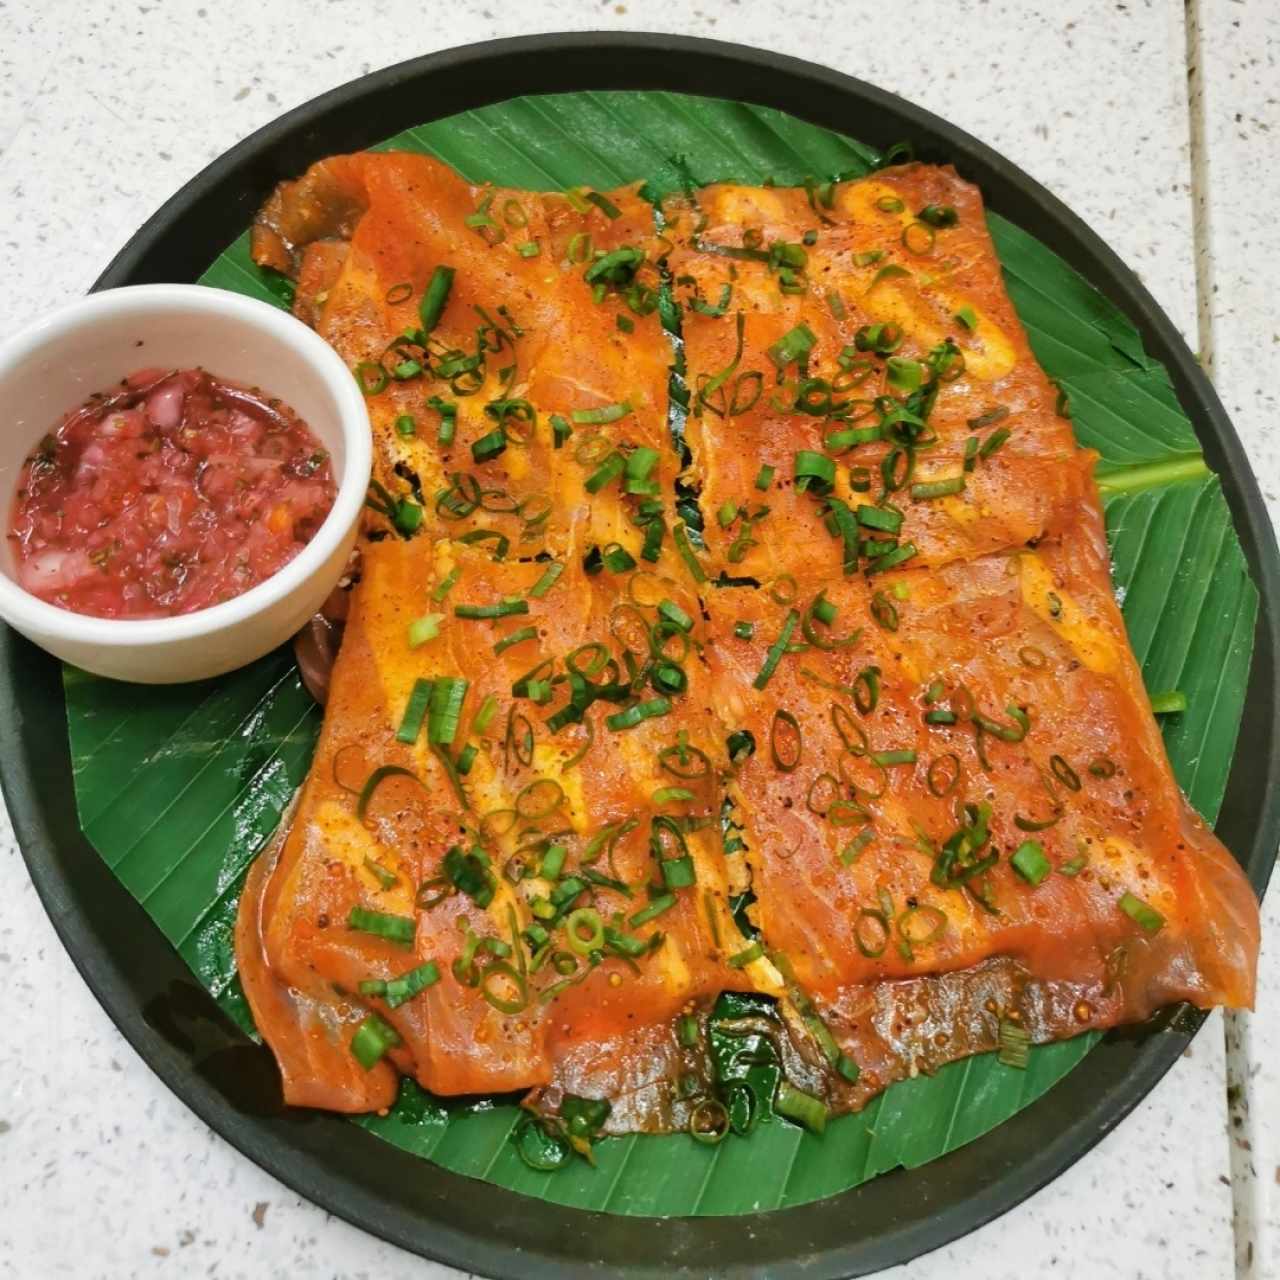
<box><xmin>0</xmin><ymin>284</ymin><xmax>371</xmax><ymax>683</ymax></box>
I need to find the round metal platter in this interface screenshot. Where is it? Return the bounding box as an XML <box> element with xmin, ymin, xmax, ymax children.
<box><xmin>3</xmin><ymin>32</ymin><xmax>1277</xmax><ymax>1280</ymax></box>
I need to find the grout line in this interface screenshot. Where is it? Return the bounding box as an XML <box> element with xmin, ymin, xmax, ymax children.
<box><xmin>1185</xmin><ymin>0</ymin><xmax>1216</xmax><ymax>380</ymax></box>
<box><xmin>1185</xmin><ymin>4</ymin><xmax>1258</xmax><ymax>1277</ymax></box>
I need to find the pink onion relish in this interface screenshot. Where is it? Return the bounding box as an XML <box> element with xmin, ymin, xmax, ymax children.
<box><xmin>9</xmin><ymin>367</ymin><xmax>336</xmax><ymax>619</ymax></box>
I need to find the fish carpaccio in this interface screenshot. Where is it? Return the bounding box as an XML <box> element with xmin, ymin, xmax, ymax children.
<box><xmin>237</xmin><ymin>152</ymin><xmax>1258</xmax><ymax>1143</ymax></box>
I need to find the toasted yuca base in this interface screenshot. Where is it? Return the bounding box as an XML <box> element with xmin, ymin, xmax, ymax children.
<box><xmin>665</xmin><ymin>167</ymin><xmax>1088</xmax><ymax>580</ymax></box>
<box><xmin>238</xmin><ymin>536</ymin><xmax>771</xmax><ymax>1117</ymax></box>
<box><xmin>701</xmin><ymin>486</ymin><xmax>1256</xmax><ymax>1099</ymax></box>
<box><xmin>237</xmin><ymin>151</ymin><xmax>1258</xmax><ymax>1125</ymax></box>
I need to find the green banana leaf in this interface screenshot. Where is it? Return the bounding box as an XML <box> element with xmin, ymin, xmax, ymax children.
<box><xmin>65</xmin><ymin>92</ymin><xmax>1256</xmax><ymax>1217</ymax></box>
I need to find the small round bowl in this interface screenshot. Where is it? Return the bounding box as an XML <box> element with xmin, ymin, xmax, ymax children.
<box><xmin>0</xmin><ymin>284</ymin><xmax>371</xmax><ymax>683</ymax></box>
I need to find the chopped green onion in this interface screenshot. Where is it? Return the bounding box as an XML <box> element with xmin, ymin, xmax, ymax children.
<box><xmin>657</xmin><ymin>599</ymin><xmax>694</xmax><ymax>632</ymax></box>
<box><xmin>869</xmin><ymin>264</ymin><xmax>912</xmax><ymax>290</ymax></box>
<box><xmin>606</xmin><ymin>697</ymin><xmax>671</xmax><ymax>731</ymax></box>
<box><xmin>533</xmin><ymin>845</ymin><xmax>566</xmax><ymax>882</ymax></box>
<box><xmin>767</xmin><ymin>323</ymin><xmax>816</xmax><ymax>370</ymax></box>
<box><xmin>443</xmin><ymin>845</ymin><xmax>495</xmax><ymax>909</ymax></box>
<box><xmin>752</xmin><ymin>609</ymin><xmax>799</xmax><ymax>690</ymax></box>
<box><xmin>652</xmin><ymin>786</ymin><xmax>695</xmax><ymax>805</ymax></box>
<box><xmin>901</xmin><ymin>222</ymin><xmax>936</xmax><ymax>255</ymax></box>
<box><xmin>472</xmin><ymin>694</ymin><xmax>498</xmax><ymax>734</ymax></box>
<box><xmin>396</xmin><ymin>678</ymin><xmax>434</xmax><ymax>744</ymax></box>
<box><xmin>493</xmin><ymin>625</ymin><xmax>538</xmax><ymax>655</ymax></box>
<box><xmin>418</xmin><ymin>265</ymin><xmax>455</xmax><ymax>333</ymax></box>
<box><xmin>886</xmin><ymin>357</ymin><xmax>923</xmax><ymax>392</ymax></box>
<box><xmin>354</xmin><ymin>361</ymin><xmax>388</xmax><ymax>396</ymax></box>
<box><xmin>691</xmin><ymin>283</ymin><xmax>733</xmax><ymax>317</ymax></box>
<box><xmin>351</xmin><ymin>1013</ymin><xmax>402</xmax><ymax>1070</ymax></box>
<box><xmin>917</xmin><ymin>203</ymin><xmax>959</xmax><ymax>228</ymax></box>
<box><xmin>624</xmin><ymin>446</ymin><xmax>660</xmax><ymax>495</ymax></box>
<box><xmin>774</xmin><ymin>1081</ymin><xmax>827</xmax><ymax>1133</ymax></box>
<box><xmin>954</xmin><ymin>305</ymin><xmax>977</xmax><ymax>331</ymax></box>
<box><xmin>455</xmin><ymin>598</ymin><xmax>529</xmax><ymax>619</ymax></box>
<box><xmin>699</xmin><ymin>312</ymin><xmax>745</xmax><ymax>410</ymax></box>
<box><xmin>355</xmin><ymin>765</ymin><xmax>421</xmax><ymax>822</ymax></box>
<box><xmin>431</xmin><ymin>565</ymin><xmax>460</xmax><ymax>603</ymax></box>
<box><xmin>565</xmin><ymin>907</ymin><xmax>605</xmax><ymax>955</ymax></box>
<box><xmin>573</xmin><ymin>400</ymin><xmax>632</xmax><ymax>426</ymax></box>
<box><xmin>601</xmin><ymin>542</ymin><xmax>637</xmax><ymax>573</ymax></box>
<box><xmin>733</xmin><ymin>620</ymin><xmax>754</xmax><ymax>640</ymax></box>
<box><xmin>727</xmin><ymin>940</ymin><xmax>764</xmax><ymax>969</ymax></box>
<box><xmin>857</xmin><ymin>504</ymin><xmax>902</xmax><ymax>534</ymax></box>
<box><xmin>1119</xmin><ymin>891</ymin><xmax>1165</xmax><ymax>933</ymax></box>
<box><xmin>584</xmin><ymin>246</ymin><xmax>643</xmax><ymax>284</ymax></box>
<box><xmin>688</xmin><ymin>1098</ymin><xmax>730</xmax><ymax>1145</ymax></box>
<box><xmin>910</xmin><ymin>475</ymin><xmax>966</xmax><ymax>500</ymax></box>
<box><xmin>348</xmin><ymin>905</ymin><xmax>416</xmax><ymax>947</ymax></box>
<box><xmin>826</xmin><ymin>424</ymin><xmax>883</xmax><ymax>452</ymax></box>
<box><xmin>363</xmin><ymin>856</ymin><xmax>398</xmax><ymax>890</ymax></box>
<box><xmin>997</xmin><ymin>1018</ymin><xmax>1030</xmax><ymax>1069</ymax></box>
<box><xmin>864</xmin><ymin>543</ymin><xmax>918</xmax><ymax>574</ymax></box>
<box><xmin>629</xmin><ymin>894</ymin><xmax>676</xmax><ymax>927</ymax></box>
<box><xmin>428</xmin><ymin>677</ymin><xmax>468</xmax><ymax>746</ymax></box>
<box><xmin>755</xmin><ymin>464</ymin><xmax>775</xmax><ymax>490</ymax></box>
<box><xmin>1149</xmin><ymin>690</ymin><xmax>1187</xmax><ymax>714</ymax></box>
<box><xmin>794</xmin><ymin>450</ymin><xmax>835</xmax><ymax>494</ymax></box>
<box><xmin>661</xmin><ymin>855</ymin><xmax>696</xmax><ymax>889</ymax></box>
<box><xmin>853</xmin><ymin>321</ymin><xmax>904</xmax><ymax>355</ymax></box>
<box><xmin>527</xmin><ymin>561</ymin><xmax>563</xmax><ymax>599</ymax></box>
<box><xmin>852</xmin><ymin>665</ymin><xmax>881</xmax><ymax>714</ymax></box>
<box><xmin>641</xmin><ymin>516</ymin><xmax>666</xmax><ymax>562</ymax></box>
<box><xmin>471</xmin><ymin>428</ymin><xmax>507</xmax><ymax>464</ymax></box>
<box><xmin>407</xmin><ymin>612</ymin><xmax>444</xmax><ymax>649</ymax></box>
<box><xmin>423</xmin><ymin>397</ymin><xmax>455</xmax><ymax>447</ymax></box>
<box><xmin>770</xmin><ymin>708</ymin><xmax>803</xmax><ymax>772</ymax></box>
<box><xmin>969</xmin><ymin>405</ymin><xmax>1010</xmax><ymax>430</ymax></box>
<box><xmin>584</xmin><ymin>451</ymin><xmax>626</xmax><ymax>493</ymax></box>
<box><xmin>603</xmin><ymin>926</ymin><xmax>649</xmax><ymax>957</ymax></box>
<box><xmin>979</xmin><ymin>427</ymin><xmax>1011</xmax><ymax>459</ymax></box>
<box><xmin>840</xmin><ymin>828</ymin><xmax>875</xmax><ymax>865</ymax></box>
<box><xmin>673</xmin><ymin>522</ymin><xmax>708</xmax><ymax>584</ymax></box>
<box><xmin>382</xmin><ymin>961</ymin><xmax>441</xmax><ymax>1009</ymax></box>
<box><xmin>1011</xmin><ymin>840</ymin><xmax>1051</xmax><ymax>887</ymax></box>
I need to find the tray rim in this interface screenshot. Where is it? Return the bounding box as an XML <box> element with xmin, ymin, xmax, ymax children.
<box><xmin>3</xmin><ymin>30</ymin><xmax>1277</xmax><ymax>1280</ymax></box>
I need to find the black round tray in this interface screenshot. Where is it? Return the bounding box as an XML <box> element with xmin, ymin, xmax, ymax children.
<box><xmin>4</xmin><ymin>33</ymin><xmax>1278</xmax><ymax>1280</ymax></box>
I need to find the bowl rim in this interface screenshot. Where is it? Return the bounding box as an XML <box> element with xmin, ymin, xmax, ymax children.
<box><xmin>0</xmin><ymin>283</ymin><xmax>372</xmax><ymax>646</ymax></box>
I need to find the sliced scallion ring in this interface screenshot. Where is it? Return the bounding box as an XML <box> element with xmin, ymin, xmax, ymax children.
<box><xmin>769</xmin><ymin>709</ymin><xmax>803</xmax><ymax>772</ymax></box>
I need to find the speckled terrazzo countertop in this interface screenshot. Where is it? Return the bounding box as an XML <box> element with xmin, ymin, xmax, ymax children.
<box><xmin>0</xmin><ymin>3</ymin><xmax>1276</xmax><ymax>1278</ymax></box>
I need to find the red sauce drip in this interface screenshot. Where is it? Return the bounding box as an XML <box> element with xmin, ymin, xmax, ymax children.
<box><xmin>9</xmin><ymin>367</ymin><xmax>337</xmax><ymax>619</ymax></box>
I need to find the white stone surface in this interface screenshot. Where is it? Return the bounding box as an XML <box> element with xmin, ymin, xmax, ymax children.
<box><xmin>1195</xmin><ymin>2</ymin><xmax>1280</xmax><ymax>1278</ymax></box>
<box><xmin>0</xmin><ymin>1</ymin><xmax>1267</xmax><ymax>1277</ymax></box>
